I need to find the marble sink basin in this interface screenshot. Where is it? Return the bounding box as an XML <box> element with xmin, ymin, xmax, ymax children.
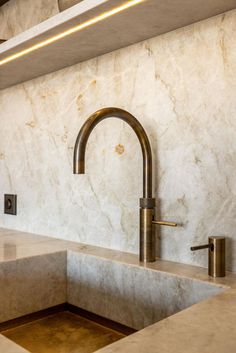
<box><xmin>67</xmin><ymin>251</ymin><xmax>225</xmax><ymax>330</ymax></box>
<box><xmin>0</xmin><ymin>230</ymin><xmax>230</xmax><ymax>353</ymax></box>
<box><xmin>0</xmin><ymin>236</ymin><xmax>225</xmax><ymax>332</ymax></box>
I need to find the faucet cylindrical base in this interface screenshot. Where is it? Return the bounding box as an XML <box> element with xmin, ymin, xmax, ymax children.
<box><xmin>140</xmin><ymin>198</ymin><xmax>156</xmax><ymax>262</ymax></box>
<box><xmin>208</xmin><ymin>236</ymin><xmax>225</xmax><ymax>277</ymax></box>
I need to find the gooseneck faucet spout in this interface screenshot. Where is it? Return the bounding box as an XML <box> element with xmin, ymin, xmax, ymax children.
<box><xmin>73</xmin><ymin>107</ymin><xmax>177</xmax><ymax>262</ymax></box>
<box><xmin>73</xmin><ymin>107</ymin><xmax>152</xmax><ymax>199</ymax></box>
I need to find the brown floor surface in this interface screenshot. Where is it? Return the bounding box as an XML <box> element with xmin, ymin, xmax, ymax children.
<box><xmin>2</xmin><ymin>311</ymin><xmax>125</xmax><ymax>353</ymax></box>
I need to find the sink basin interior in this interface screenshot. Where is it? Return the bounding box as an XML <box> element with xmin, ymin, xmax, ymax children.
<box><xmin>67</xmin><ymin>251</ymin><xmax>225</xmax><ymax>330</ymax></box>
<box><xmin>0</xmin><ymin>307</ymin><xmax>132</xmax><ymax>353</ymax></box>
<box><xmin>0</xmin><ymin>249</ymin><xmax>226</xmax><ymax>353</ymax></box>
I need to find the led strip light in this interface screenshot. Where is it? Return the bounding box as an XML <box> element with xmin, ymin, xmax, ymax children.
<box><xmin>0</xmin><ymin>0</ymin><xmax>144</xmax><ymax>66</ymax></box>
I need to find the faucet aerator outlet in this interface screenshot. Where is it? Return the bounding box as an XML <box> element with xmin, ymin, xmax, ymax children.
<box><xmin>73</xmin><ymin>163</ymin><xmax>85</xmax><ymax>174</ymax></box>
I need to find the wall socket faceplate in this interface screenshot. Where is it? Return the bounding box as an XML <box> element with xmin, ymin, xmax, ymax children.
<box><xmin>4</xmin><ymin>194</ymin><xmax>17</xmax><ymax>215</ymax></box>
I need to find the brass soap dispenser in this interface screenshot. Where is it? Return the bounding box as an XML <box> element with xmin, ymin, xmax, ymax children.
<box><xmin>190</xmin><ymin>236</ymin><xmax>226</xmax><ymax>277</ymax></box>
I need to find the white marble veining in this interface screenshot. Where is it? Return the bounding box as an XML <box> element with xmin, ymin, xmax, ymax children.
<box><xmin>0</xmin><ymin>2</ymin><xmax>236</xmax><ymax>270</ymax></box>
<box><xmin>0</xmin><ymin>251</ymin><xmax>67</xmax><ymax>322</ymax></box>
<box><xmin>0</xmin><ymin>228</ymin><xmax>235</xmax><ymax>353</ymax></box>
<box><xmin>67</xmin><ymin>251</ymin><xmax>224</xmax><ymax>330</ymax></box>
<box><xmin>2</xmin><ymin>0</ymin><xmax>236</xmax><ymax>90</ymax></box>
<box><xmin>0</xmin><ymin>0</ymin><xmax>59</xmax><ymax>39</ymax></box>
<box><xmin>95</xmin><ymin>289</ymin><xmax>236</xmax><ymax>353</ymax></box>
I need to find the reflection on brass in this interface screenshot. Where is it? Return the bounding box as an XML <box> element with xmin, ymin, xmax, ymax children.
<box><xmin>73</xmin><ymin>107</ymin><xmax>153</xmax><ymax>197</ymax></box>
<box><xmin>190</xmin><ymin>236</ymin><xmax>226</xmax><ymax>277</ymax></box>
<box><xmin>209</xmin><ymin>236</ymin><xmax>225</xmax><ymax>277</ymax></box>
<box><xmin>2</xmin><ymin>310</ymin><xmax>126</xmax><ymax>353</ymax></box>
<box><xmin>67</xmin><ymin>304</ymin><xmax>136</xmax><ymax>336</ymax></box>
<box><xmin>140</xmin><ymin>207</ymin><xmax>156</xmax><ymax>262</ymax></box>
<box><xmin>73</xmin><ymin>107</ymin><xmax>177</xmax><ymax>262</ymax></box>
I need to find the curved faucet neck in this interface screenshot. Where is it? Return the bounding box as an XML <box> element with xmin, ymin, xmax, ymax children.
<box><xmin>73</xmin><ymin>107</ymin><xmax>153</xmax><ymax>199</ymax></box>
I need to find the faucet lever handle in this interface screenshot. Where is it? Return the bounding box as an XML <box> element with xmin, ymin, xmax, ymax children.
<box><xmin>152</xmin><ymin>221</ymin><xmax>177</xmax><ymax>227</ymax></box>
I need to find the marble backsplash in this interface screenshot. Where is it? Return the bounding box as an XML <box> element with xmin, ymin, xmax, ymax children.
<box><xmin>0</xmin><ymin>0</ymin><xmax>59</xmax><ymax>39</ymax></box>
<box><xmin>0</xmin><ymin>1</ymin><xmax>236</xmax><ymax>270</ymax></box>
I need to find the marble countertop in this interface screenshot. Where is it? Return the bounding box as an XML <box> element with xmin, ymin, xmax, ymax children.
<box><xmin>0</xmin><ymin>227</ymin><xmax>236</xmax><ymax>353</ymax></box>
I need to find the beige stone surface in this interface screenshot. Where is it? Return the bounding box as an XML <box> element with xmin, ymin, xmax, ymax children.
<box><xmin>0</xmin><ymin>228</ymin><xmax>69</xmax><ymax>261</ymax></box>
<box><xmin>0</xmin><ymin>248</ymin><xmax>67</xmax><ymax>323</ymax></box>
<box><xmin>0</xmin><ymin>0</ymin><xmax>59</xmax><ymax>39</ymax></box>
<box><xmin>0</xmin><ymin>228</ymin><xmax>235</xmax><ymax>353</ymax></box>
<box><xmin>0</xmin><ymin>231</ymin><xmax>68</xmax><ymax>350</ymax></box>
<box><xmin>0</xmin><ymin>4</ymin><xmax>236</xmax><ymax>272</ymax></box>
<box><xmin>0</xmin><ymin>335</ymin><xmax>28</xmax><ymax>353</ymax></box>
<box><xmin>67</xmin><ymin>251</ymin><xmax>224</xmax><ymax>330</ymax></box>
<box><xmin>1</xmin><ymin>0</ymin><xmax>236</xmax><ymax>89</ymax></box>
<box><xmin>95</xmin><ymin>290</ymin><xmax>236</xmax><ymax>353</ymax></box>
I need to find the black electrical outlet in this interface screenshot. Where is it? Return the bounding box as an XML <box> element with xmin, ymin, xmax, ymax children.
<box><xmin>4</xmin><ymin>194</ymin><xmax>17</xmax><ymax>215</ymax></box>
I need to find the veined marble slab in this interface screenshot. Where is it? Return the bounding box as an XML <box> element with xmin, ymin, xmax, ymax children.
<box><xmin>0</xmin><ymin>251</ymin><xmax>67</xmax><ymax>323</ymax></box>
<box><xmin>67</xmin><ymin>251</ymin><xmax>224</xmax><ymax>330</ymax></box>
<box><xmin>0</xmin><ymin>6</ymin><xmax>236</xmax><ymax>273</ymax></box>
<box><xmin>1</xmin><ymin>0</ymin><xmax>236</xmax><ymax>89</ymax></box>
<box><xmin>95</xmin><ymin>289</ymin><xmax>236</xmax><ymax>353</ymax></box>
<box><xmin>0</xmin><ymin>228</ymin><xmax>235</xmax><ymax>353</ymax></box>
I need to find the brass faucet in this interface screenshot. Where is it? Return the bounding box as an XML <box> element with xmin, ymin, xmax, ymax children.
<box><xmin>73</xmin><ymin>107</ymin><xmax>177</xmax><ymax>262</ymax></box>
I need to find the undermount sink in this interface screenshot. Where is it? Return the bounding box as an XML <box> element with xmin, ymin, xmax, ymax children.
<box><xmin>0</xmin><ymin>246</ymin><xmax>226</xmax><ymax>352</ymax></box>
<box><xmin>67</xmin><ymin>251</ymin><xmax>225</xmax><ymax>330</ymax></box>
